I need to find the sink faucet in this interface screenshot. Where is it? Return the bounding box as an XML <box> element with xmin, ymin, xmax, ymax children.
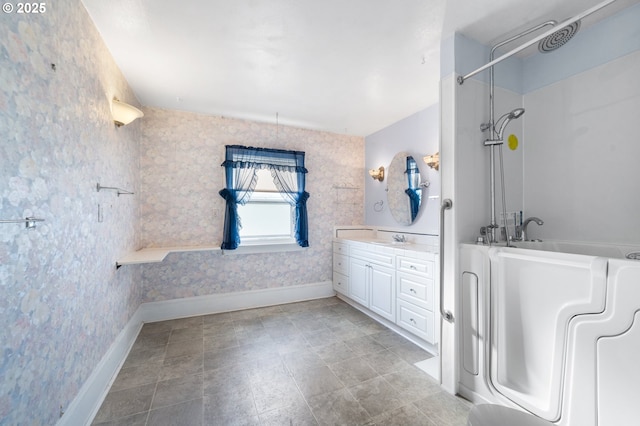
<box><xmin>392</xmin><ymin>234</ymin><xmax>407</xmax><ymax>243</ymax></box>
<box><xmin>521</xmin><ymin>217</ymin><xmax>544</xmax><ymax>241</ymax></box>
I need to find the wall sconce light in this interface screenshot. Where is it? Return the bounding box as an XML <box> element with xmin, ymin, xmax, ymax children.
<box><xmin>423</xmin><ymin>152</ymin><xmax>439</xmax><ymax>170</ymax></box>
<box><xmin>368</xmin><ymin>166</ymin><xmax>384</xmax><ymax>181</ymax></box>
<box><xmin>111</xmin><ymin>98</ymin><xmax>144</xmax><ymax>127</ymax></box>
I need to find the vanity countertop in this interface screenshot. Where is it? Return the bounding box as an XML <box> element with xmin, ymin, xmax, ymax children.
<box><xmin>334</xmin><ymin>237</ymin><xmax>439</xmax><ymax>258</ymax></box>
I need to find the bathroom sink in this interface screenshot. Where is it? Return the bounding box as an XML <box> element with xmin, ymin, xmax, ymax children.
<box><xmin>369</xmin><ymin>240</ymin><xmax>411</xmax><ymax>246</ymax></box>
<box><xmin>364</xmin><ymin>240</ymin><xmax>390</xmax><ymax>245</ymax></box>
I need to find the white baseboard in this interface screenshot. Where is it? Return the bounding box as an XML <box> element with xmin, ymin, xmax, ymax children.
<box><xmin>58</xmin><ymin>281</ymin><xmax>334</xmax><ymax>426</ymax></box>
<box><xmin>57</xmin><ymin>309</ymin><xmax>144</xmax><ymax>426</ymax></box>
<box><xmin>139</xmin><ymin>281</ymin><xmax>334</xmax><ymax>323</ymax></box>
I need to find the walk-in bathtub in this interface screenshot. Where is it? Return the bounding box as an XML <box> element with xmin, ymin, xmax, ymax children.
<box><xmin>458</xmin><ymin>241</ymin><xmax>640</xmax><ymax>426</ymax></box>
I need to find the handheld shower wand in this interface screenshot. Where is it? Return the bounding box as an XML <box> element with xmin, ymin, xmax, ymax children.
<box><xmin>496</xmin><ymin>108</ymin><xmax>525</xmax><ymax>139</ymax></box>
<box><xmin>484</xmin><ymin>108</ymin><xmax>525</xmax><ymax>146</ymax></box>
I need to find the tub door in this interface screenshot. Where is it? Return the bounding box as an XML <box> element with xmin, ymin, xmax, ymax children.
<box><xmin>562</xmin><ymin>259</ymin><xmax>640</xmax><ymax>426</ymax></box>
<box><xmin>488</xmin><ymin>247</ymin><xmax>607</xmax><ymax>422</ymax></box>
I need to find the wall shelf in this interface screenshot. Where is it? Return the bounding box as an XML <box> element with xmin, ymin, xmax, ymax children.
<box><xmin>332</xmin><ymin>185</ymin><xmax>360</xmax><ymax>190</ymax></box>
<box><xmin>333</xmin><ymin>184</ymin><xmax>361</xmax><ymax>205</ymax></box>
<box><xmin>116</xmin><ymin>246</ymin><xmax>220</xmax><ymax>268</ymax></box>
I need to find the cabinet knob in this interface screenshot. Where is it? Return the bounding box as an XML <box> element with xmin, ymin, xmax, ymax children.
<box><xmin>409</xmin><ymin>265</ymin><xmax>417</xmax><ymax>270</ymax></box>
<box><xmin>410</xmin><ymin>318</ymin><xmax>417</xmax><ymax>324</ymax></box>
<box><xmin>409</xmin><ymin>288</ymin><xmax>417</xmax><ymax>293</ymax></box>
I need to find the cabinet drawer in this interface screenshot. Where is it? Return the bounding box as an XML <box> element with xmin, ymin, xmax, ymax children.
<box><xmin>350</xmin><ymin>247</ymin><xmax>394</xmax><ymax>267</ymax></box>
<box><xmin>333</xmin><ymin>254</ymin><xmax>349</xmax><ymax>275</ymax></box>
<box><xmin>397</xmin><ymin>300</ymin><xmax>435</xmax><ymax>343</ymax></box>
<box><xmin>333</xmin><ymin>242</ymin><xmax>349</xmax><ymax>255</ymax></box>
<box><xmin>333</xmin><ymin>271</ymin><xmax>349</xmax><ymax>296</ymax></box>
<box><xmin>397</xmin><ymin>272</ymin><xmax>434</xmax><ymax>311</ymax></box>
<box><xmin>397</xmin><ymin>256</ymin><xmax>434</xmax><ymax>278</ymax></box>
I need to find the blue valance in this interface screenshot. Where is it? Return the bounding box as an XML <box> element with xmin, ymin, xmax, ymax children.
<box><xmin>220</xmin><ymin>145</ymin><xmax>308</xmax><ymax>174</ymax></box>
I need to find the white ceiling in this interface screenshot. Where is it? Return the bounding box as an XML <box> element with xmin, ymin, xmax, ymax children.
<box><xmin>82</xmin><ymin>0</ymin><xmax>636</xmax><ymax>136</ymax></box>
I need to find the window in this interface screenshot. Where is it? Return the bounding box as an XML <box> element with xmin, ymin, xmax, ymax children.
<box><xmin>219</xmin><ymin>145</ymin><xmax>309</xmax><ymax>250</ymax></box>
<box><xmin>236</xmin><ymin>169</ymin><xmax>295</xmax><ymax>244</ymax></box>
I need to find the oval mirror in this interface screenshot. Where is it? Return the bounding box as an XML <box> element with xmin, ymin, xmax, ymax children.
<box><xmin>387</xmin><ymin>152</ymin><xmax>422</xmax><ymax>225</ymax></box>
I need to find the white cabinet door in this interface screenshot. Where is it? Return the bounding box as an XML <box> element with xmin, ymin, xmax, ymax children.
<box><xmin>349</xmin><ymin>257</ymin><xmax>369</xmax><ymax>306</ymax></box>
<box><xmin>370</xmin><ymin>264</ymin><xmax>395</xmax><ymax>322</ymax></box>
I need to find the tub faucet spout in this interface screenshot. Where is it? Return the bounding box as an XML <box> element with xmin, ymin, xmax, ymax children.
<box><xmin>522</xmin><ymin>217</ymin><xmax>544</xmax><ymax>241</ymax></box>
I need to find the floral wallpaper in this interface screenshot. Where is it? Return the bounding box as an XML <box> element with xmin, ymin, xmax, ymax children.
<box><xmin>0</xmin><ymin>0</ymin><xmax>364</xmax><ymax>422</ymax></box>
<box><xmin>0</xmin><ymin>0</ymin><xmax>142</xmax><ymax>423</ymax></box>
<box><xmin>140</xmin><ymin>108</ymin><xmax>364</xmax><ymax>301</ymax></box>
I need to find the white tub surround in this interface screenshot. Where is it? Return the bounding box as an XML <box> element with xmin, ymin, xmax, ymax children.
<box><xmin>332</xmin><ymin>226</ymin><xmax>439</xmax><ymax>354</ymax></box>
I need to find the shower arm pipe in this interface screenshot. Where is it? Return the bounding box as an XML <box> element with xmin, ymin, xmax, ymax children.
<box><xmin>486</xmin><ymin>20</ymin><xmax>554</xmax><ymax>241</ymax></box>
<box><xmin>489</xmin><ymin>21</ymin><xmax>555</xmax><ymax>139</ymax></box>
<box><xmin>457</xmin><ymin>0</ymin><xmax>616</xmax><ymax>85</ymax></box>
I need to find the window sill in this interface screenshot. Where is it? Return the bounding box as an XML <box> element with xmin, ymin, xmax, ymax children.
<box><xmin>222</xmin><ymin>242</ymin><xmax>306</xmax><ymax>255</ymax></box>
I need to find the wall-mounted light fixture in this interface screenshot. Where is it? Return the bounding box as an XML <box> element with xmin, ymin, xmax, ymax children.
<box><xmin>423</xmin><ymin>152</ymin><xmax>439</xmax><ymax>170</ymax></box>
<box><xmin>111</xmin><ymin>98</ymin><xmax>143</xmax><ymax>127</ymax></box>
<box><xmin>368</xmin><ymin>166</ymin><xmax>384</xmax><ymax>181</ymax></box>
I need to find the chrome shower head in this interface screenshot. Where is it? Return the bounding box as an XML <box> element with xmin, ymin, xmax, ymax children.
<box><xmin>508</xmin><ymin>108</ymin><xmax>525</xmax><ymax>119</ymax></box>
<box><xmin>538</xmin><ymin>20</ymin><xmax>581</xmax><ymax>53</ymax></box>
<box><xmin>496</xmin><ymin>108</ymin><xmax>525</xmax><ymax>139</ymax></box>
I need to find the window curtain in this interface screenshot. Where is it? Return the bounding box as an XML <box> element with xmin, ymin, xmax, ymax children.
<box><xmin>219</xmin><ymin>145</ymin><xmax>309</xmax><ymax>249</ymax></box>
<box><xmin>404</xmin><ymin>156</ymin><xmax>421</xmax><ymax>222</ymax></box>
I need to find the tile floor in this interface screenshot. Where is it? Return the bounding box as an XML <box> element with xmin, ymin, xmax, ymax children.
<box><xmin>93</xmin><ymin>297</ymin><xmax>472</xmax><ymax>425</ymax></box>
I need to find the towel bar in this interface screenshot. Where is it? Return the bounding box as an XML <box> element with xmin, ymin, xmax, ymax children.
<box><xmin>96</xmin><ymin>183</ymin><xmax>134</xmax><ymax>196</ymax></box>
<box><xmin>0</xmin><ymin>217</ymin><xmax>45</xmax><ymax>229</ymax></box>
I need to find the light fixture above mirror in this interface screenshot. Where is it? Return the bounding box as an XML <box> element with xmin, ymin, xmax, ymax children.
<box><xmin>369</xmin><ymin>166</ymin><xmax>384</xmax><ymax>181</ymax></box>
<box><xmin>111</xmin><ymin>98</ymin><xmax>144</xmax><ymax>127</ymax></box>
<box><xmin>423</xmin><ymin>152</ymin><xmax>439</xmax><ymax>170</ymax></box>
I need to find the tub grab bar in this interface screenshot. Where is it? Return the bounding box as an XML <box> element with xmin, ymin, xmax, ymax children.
<box><xmin>0</xmin><ymin>217</ymin><xmax>45</xmax><ymax>229</ymax></box>
<box><xmin>440</xmin><ymin>199</ymin><xmax>454</xmax><ymax>323</ymax></box>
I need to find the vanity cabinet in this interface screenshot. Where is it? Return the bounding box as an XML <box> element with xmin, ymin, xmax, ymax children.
<box><xmin>332</xmin><ymin>238</ymin><xmax>438</xmax><ymax>345</ymax></box>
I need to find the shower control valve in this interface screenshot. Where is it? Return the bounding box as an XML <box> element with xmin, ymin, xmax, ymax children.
<box><xmin>480</xmin><ymin>224</ymin><xmax>499</xmax><ymax>236</ymax></box>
